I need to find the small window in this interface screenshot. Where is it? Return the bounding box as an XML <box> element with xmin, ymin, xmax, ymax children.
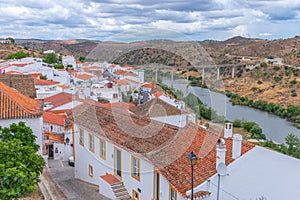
<box><xmin>132</xmin><ymin>190</ymin><xmax>139</xmax><ymax>200</ymax></box>
<box><xmin>88</xmin><ymin>164</ymin><xmax>93</xmax><ymax>177</ymax></box>
<box><xmin>88</xmin><ymin>133</ymin><xmax>94</xmax><ymax>152</ymax></box>
<box><xmin>169</xmin><ymin>185</ymin><xmax>177</xmax><ymax>200</ymax></box>
<box><xmin>100</xmin><ymin>139</ymin><xmax>106</xmax><ymax>160</ymax></box>
<box><xmin>131</xmin><ymin>156</ymin><xmax>140</xmax><ymax>181</ymax></box>
<box><xmin>79</xmin><ymin>129</ymin><xmax>84</xmax><ymax>146</ymax></box>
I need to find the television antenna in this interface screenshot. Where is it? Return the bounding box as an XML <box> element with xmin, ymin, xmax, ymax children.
<box><xmin>216</xmin><ymin>162</ymin><xmax>227</xmax><ymax>200</ymax></box>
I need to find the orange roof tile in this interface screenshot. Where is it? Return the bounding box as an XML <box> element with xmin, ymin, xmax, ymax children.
<box><xmin>100</xmin><ymin>173</ymin><xmax>120</xmax><ymax>185</ymax></box>
<box><xmin>122</xmin><ymin>65</ymin><xmax>133</xmax><ymax>70</ymax></box>
<box><xmin>115</xmin><ymin>79</ymin><xmax>130</xmax><ymax>85</ymax></box>
<box><xmin>114</xmin><ymin>70</ymin><xmax>126</xmax><ymax>75</ymax></box>
<box><xmin>5</xmin><ymin>70</ymin><xmax>23</xmax><ymax>74</ymax></box>
<box><xmin>75</xmin><ymin>103</ymin><xmax>255</xmax><ymax>198</ymax></box>
<box><xmin>44</xmin><ymin>92</ymin><xmax>73</xmax><ymax>109</ymax></box>
<box><xmin>102</xmin><ymin>102</ymin><xmax>135</xmax><ymax>112</ymax></box>
<box><xmin>73</xmin><ymin>73</ymin><xmax>95</xmax><ymax>81</ymax></box>
<box><xmin>0</xmin><ymin>81</ymin><xmax>42</xmax><ymax>119</ymax></box>
<box><xmin>142</xmin><ymin>83</ymin><xmax>156</xmax><ymax>89</ymax></box>
<box><xmin>152</xmin><ymin>91</ymin><xmax>163</xmax><ymax>97</ymax></box>
<box><xmin>43</xmin><ymin>111</ymin><xmax>66</xmax><ymax>126</ymax></box>
<box><xmin>34</xmin><ymin>79</ymin><xmax>60</xmax><ymax>86</ymax></box>
<box><xmin>124</xmin><ymin>72</ymin><xmax>137</xmax><ymax>77</ymax></box>
<box><xmin>29</xmin><ymin>73</ymin><xmax>43</xmax><ymax>78</ymax></box>
<box><xmin>58</xmin><ymin>84</ymin><xmax>69</xmax><ymax>89</ymax></box>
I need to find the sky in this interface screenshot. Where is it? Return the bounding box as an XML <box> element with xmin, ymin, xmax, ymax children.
<box><xmin>0</xmin><ymin>0</ymin><xmax>299</xmax><ymax>42</ymax></box>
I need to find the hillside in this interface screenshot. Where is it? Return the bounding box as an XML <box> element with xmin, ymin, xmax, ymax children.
<box><xmin>0</xmin><ymin>43</ymin><xmax>43</xmax><ymax>59</ymax></box>
<box><xmin>6</xmin><ymin>36</ymin><xmax>299</xmax><ymax>67</ymax></box>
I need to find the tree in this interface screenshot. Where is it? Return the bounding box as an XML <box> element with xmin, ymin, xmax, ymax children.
<box><xmin>5</xmin><ymin>51</ymin><xmax>29</xmax><ymax>60</ymax></box>
<box><xmin>0</xmin><ymin>122</ymin><xmax>45</xmax><ymax>200</ymax></box>
<box><xmin>54</xmin><ymin>64</ymin><xmax>64</xmax><ymax>69</ymax></box>
<box><xmin>44</xmin><ymin>53</ymin><xmax>57</xmax><ymax>64</ymax></box>
<box><xmin>285</xmin><ymin>133</ymin><xmax>298</xmax><ymax>152</ymax></box>
<box><xmin>79</xmin><ymin>56</ymin><xmax>85</xmax><ymax>63</ymax></box>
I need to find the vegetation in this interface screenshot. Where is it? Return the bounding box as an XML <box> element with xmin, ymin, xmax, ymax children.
<box><xmin>0</xmin><ymin>122</ymin><xmax>45</xmax><ymax>200</ymax></box>
<box><xmin>44</xmin><ymin>52</ymin><xmax>57</xmax><ymax>64</ymax></box>
<box><xmin>261</xmin><ymin>133</ymin><xmax>300</xmax><ymax>159</ymax></box>
<box><xmin>53</xmin><ymin>64</ymin><xmax>64</xmax><ymax>69</ymax></box>
<box><xmin>39</xmin><ymin>75</ymin><xmax>47</xmax><ymax>80</ymax></box>
<box><xmin>226</xmin><ymin>91</ymin><xmax>300</xmax><ymax>124</ymax></box>
<box><xmin>5</xmin><ymin>51</ymin><xmax>29</xmax><ymax>60</ymax></box>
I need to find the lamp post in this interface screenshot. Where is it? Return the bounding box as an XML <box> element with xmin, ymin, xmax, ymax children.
<box><xmin>187</xmin><ymin>151</ymin><xmax>198</xmax><ymax>200</ymax></box>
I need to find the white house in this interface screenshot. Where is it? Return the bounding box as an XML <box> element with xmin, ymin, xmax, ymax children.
<box><xmin>62</xmin><ymin>55</ymin><xmax>76</xmax><ymax>69</ymax></box>
<box><xmin>73</xmin><ymin>102</ymin><xmax>255</xmax><ymax>200</ymax></box>
<box><xmin>34</xmin><ymin>78</ymin><xmax>60</xmax><ymax>99</ymax></box>
<box><xmin>43</xmin><ymin>111</ymin><xmax>73</xmax><ymax>161</ymax></box>
<box><xmin>0</xmin><ymin>81</ymin><xmax>43</xmax><ymax>155</ymax></box>
<box><xmin>129</xmin><ymin>97</ymin><xmax>195</xmax><ymax>128</ymax></box>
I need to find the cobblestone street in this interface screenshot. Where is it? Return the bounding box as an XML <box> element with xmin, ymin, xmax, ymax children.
<box><xmin>47</xmin><ymin>159</ymin><xmax>111</xmax><ymax>200</ymax></box>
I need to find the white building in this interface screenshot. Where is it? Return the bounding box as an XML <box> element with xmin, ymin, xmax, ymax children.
<box><xmin>73</xmin><ymin>102</ymin><xmax>256</xmax><ymax>200</ymax></box>
<box><xmin>62</xmin><ymin>55</ymin><xmax>76</xmax><ymax>69</ymax></box>
<box><xmin>0</xmin><ymin>81</ymin><xmax>43</xmax><ymax>155</ymax></box>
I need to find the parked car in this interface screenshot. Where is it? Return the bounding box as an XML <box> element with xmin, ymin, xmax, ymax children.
<box><xmin>68</xmin><ymin>156</ymin><xmax>74</xmax><ymax>167</ymax></box>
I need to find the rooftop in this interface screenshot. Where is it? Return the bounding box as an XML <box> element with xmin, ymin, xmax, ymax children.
<box><xmin>74</xmin><ymin>102</ymin><xmax>254</xmax><ymax>197</ymax></box>
<box><xmin>0</xmin><ymin>81</ymin><xmax>43</xmax><ymax>119</ymax></box>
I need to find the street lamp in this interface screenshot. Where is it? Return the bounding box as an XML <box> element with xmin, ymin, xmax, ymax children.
<box><xmin>187</xmin><ymin>151</ymin><xmax>198</xmax><ymax>200</ymax></box>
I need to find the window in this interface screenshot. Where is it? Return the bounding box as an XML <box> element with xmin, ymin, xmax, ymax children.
<box><xmin>88</xmin><ymin>133</ymin><xmax>94</xmax><ymax>152</ymax></box>
<box><xmin>132</xmin><ymin>190</ymin><xmax>139</xmax><ymax>200</ymax></box>
<box><xmin>100</xmin><ymin>139</ymin><xmax>106</xmax><ymax>160</ymax></box>
<box><xmin>169</xmin><ymin>185</ymin><xmax>177</xmax><ymax>200</ymax></box>
<box><xmin>79</xmin><ymin>129</ymin><xmax>84</xmax><ymax>146</ymax></box>
<box><xmin>131</xmin><ymin>156</ymin><xmax>140</xmax><ymax>181</ymax></box>
<box><xmin>88</xmin><ymin>164</ymin><xmax>93</xmax><ymax>177</ymax></box>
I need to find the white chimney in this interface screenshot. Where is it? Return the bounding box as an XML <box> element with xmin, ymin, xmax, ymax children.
<box><xmin>224</xmin><ymin>123</ymin><xmax>233</xmax><ymax>138</ymax></box>
<box><xmin>216</xmin><ymin>138</ymin><xmax>226</xmax><ymax>169</ymax></box>
<box><xmin>232</xmin><ymin>134</ymin><xmax>242</xmax><ymax>159</ymax></box>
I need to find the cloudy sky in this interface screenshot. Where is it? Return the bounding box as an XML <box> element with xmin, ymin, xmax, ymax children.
<box><xmin>0</xmin><ymin>0</ymin><xmax>299</xmax><ymax>42</ymax></box>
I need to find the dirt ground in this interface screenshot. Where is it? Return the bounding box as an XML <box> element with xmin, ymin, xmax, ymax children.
<box><xmin>19</xmin><ymin>186</ymin><xmax>44</xmax><ymax>200</ymax></box>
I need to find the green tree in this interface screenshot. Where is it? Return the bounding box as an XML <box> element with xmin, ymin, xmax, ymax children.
<box><xmin>0</xmin><ymin>122</ymin><xmax>45</xmax><ymax>200</ymax></box>
<box><xmin>5</xmin><ymin>51</ymin><xmax>29</xmax><ymax>60</ymax></box>
<box><xmin>260</xmin><ymin>62</ymin><xmax>267</xmax><ymax>68</ymax></box>
<box><xmin>54</xmin><ymin>64</ymin><xmax>64</xmax><ymax>69</ymax></box>
<box><xmin>79</xmin><ymin>56</ymin><xmax>85</xmax><ymax>63</ymax></box>
<box><xmin>285</xmin><ymin>133</ymin><xmax>298</xmax><ymax>152</ymax></box>
<box><xmin>44</xmin><ymin>53</ymin><xmax>57</xmax><ymax>64</ymax></box>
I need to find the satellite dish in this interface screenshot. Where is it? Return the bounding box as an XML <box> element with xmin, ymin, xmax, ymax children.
<box><xmin>217</xmin><ymin>162</ymin><xmax>227</xmax><ymax>176</ymax></box>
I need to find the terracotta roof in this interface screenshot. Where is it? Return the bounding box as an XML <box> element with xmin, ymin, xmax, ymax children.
<box><xmin>73</xmin><ymin>73</ymin><xmax>95</xmax><ymax>81</ymax></box>
<box><xmin>29</xmin><ymin>73</ymin><xmax>42</xmax><ymax>78</ymax></box>
<box><xmin>58</xmin><ymin>84</ymin><xmax>69</xmax><ymax>89</ymax></box>
<box><xmin>142</xmin><ymin>83</ymin><xmax>156</xmax><ymax>89</ymax></box>
<box><xmin>43</xmin><ymin>111</ymin><xmax>66</xmax><ymax>126</ymax></box>
<box><xmin>115</xmin><ymin>79</ymin><xmax>130</xmax><ymax>85</ymax></box>
<box><xmin>152</xmin><ymin>91</ymin><xmax>163</xmax><ymax>98</ymax></box>
<box><xmin>102</xmin><ymin>102</ymin><xmax>136</xmax><ymax>112</ymax></box>
<box><xmin>5</xmin><ymin>70</ymin><xmax>23</xmax><ymax>74</ymax></box>
<box><xmin>122</xmin><ymin>65</ymin><xmax>133</xmax><ymax>70</ymax></box>
<box><xmin>124</xmin><ymin>72</ymin><xmax>137</xmax><ymax>77</ymax></box>
<box><xmin>74</xmin><ymin>102</ymin><xmax>255</xmax><ymax>198</ymax></box>
<box><xmin>0</xmin><ymin>81</ymin><xmax>43</xmax><ymax>119</ymax></box>
<box><xmin>44</xmin><ymin>92</ymin><xmax>73</xmax><ymax>109</ymax></box>
<box><xmin>114</xmin><ymin>70</ymin><xmax>126</xmax><ymax>75</ymax></box>
<box><xmin>100</xmin><ymin>173</ymin><xmax>120</xmax><ymax>185</ymax></box>
<box><xmin>129</xmin><ymin>97</ymin><xmax>185</xmax><ymax>117</ymax></box>
<box><xmin>34</xmin><ymin>79</ymin><xmax>60</xmax><ymax>86</ymax></box>
<box><xmin>44</xmin><ymin>132</ymin><xmax>65</xmax><ymax>143</ymax></box>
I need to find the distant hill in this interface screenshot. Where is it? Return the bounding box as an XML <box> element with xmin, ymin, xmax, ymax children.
<box><xmin>1</xmin><ymin>36</ymin><xmax>298</xmax><ymax>67</ymax></box>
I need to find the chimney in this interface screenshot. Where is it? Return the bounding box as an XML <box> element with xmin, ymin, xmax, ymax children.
<box><xmin>232</xmin><ymin>134</ymin><xmax>242</xmax><ymax>159</ymax></box>
<box><xmin>216</xmin><ymin>138</ymin><xmax>226</xmax><ymax>169</ymax></box>
<box><xmin>224</xmin><ymin>123</ymin><xmax>233</xmax><ymax>138</ymax></box>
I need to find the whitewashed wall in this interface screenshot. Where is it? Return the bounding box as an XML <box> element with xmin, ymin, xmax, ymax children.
<box><xmin>74</xmin><ymin>124</ymin><xmax>173</xmax><ymax>200</ymax></box>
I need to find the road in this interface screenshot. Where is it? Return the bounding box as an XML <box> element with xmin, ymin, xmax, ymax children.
<box><xmin>47</xmin><ymin>159</ymin><xmax>111</xmax><ymax>200</ymax></box>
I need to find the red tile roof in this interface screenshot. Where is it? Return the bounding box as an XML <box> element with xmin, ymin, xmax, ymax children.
<box><xmin>0</xmin><ymin>81</ymin><xmax>43</xmax><ymax>119</ymax></box>
<box><xmin>29</xmin><ymin>73</ymin><xmax>43</xmax><ymax>78</ymax></box>
<box><xmin>142</xmin><ymin>83</ymin><xmax>156</xmax><ymax>89</ymax></box>
<box><xmin>73</xmin><ymin>73</ymin><xmax>95</xmax><ymax>81</ymax></box>
<box><xmin>43</xmin><ymin>111</ymin><xmax>66</xmax><ymax>126</ymax></box>
<box><xmin>100</xmin><ymin>173</ymin><xmax>120</xmax><ymax>185</ymax></box>
<box><xmin>44</xmin><ymin>92</ymin><xmax>73</xmax><ymax>110</ymax></box>
<box><xmin>152</xmin><ymin>91</ymin><xmax>163</xmax><ymax>98</ymax></box>
<box><xmin>102</xmin><ymin>102</ymin><xmax>136</xmax><ymax>112</ymax></box>
<box><xmin>129</xmin><ymin>97</ymin><xmax>186</xmax><ymax>117</ymax></box>
<box><xmin>74</xmin><ymin>102</ymin><xmax>255</xmax><ymax>198</ymax></box>
<box><xmin>115</xmin><ymin>79</ymin><xmax>130</xmax><ymax>85</ymax></box>
<box><xmin>114</xmin><ymin>70</ymin><xmax>126</xmax><ymax>75</ymax></box>
<box><xmin>34</xmin><ymin>79</ymin><xmax>60</xmax><ymax>86</ymax></box>
<box><xmin>5</xmin><ymin>70</ymin><xmax>23</xmax><ymax>74</ymax></box>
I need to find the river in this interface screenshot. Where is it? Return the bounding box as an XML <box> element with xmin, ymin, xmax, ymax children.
<box><xmin>163</xmin><ymin>79</ymin><xmax>299</xmax><ymax>143</ymax></box>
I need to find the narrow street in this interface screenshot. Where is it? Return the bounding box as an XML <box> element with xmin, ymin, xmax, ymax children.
<box><xmin>46</xmin><ymin>159</ymin><xmax>111</xmax><ymax>200</ymax></box>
